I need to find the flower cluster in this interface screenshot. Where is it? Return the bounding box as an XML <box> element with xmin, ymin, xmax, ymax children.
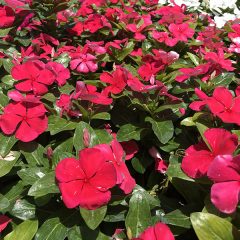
<box><xmin>0</xmin><ymin>0</ymin><xmax>240</xmax><ymax>239</ymax></box>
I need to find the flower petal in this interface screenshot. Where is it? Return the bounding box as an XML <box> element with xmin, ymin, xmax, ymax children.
<box><xmin>211</xmin><ymin>181</ymin><xmax>240</xmax><ymax>214</ymax></box>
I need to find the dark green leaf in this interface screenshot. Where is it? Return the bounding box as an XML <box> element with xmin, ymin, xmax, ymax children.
<box><xmin>80</xmin><ymin>206</ymin><xmax>107</xmax><ymax>230</ymax></box>
<box><xmin>117</xmin><ymin>124</ymin><xmax>144</xmax><ymax>142</ymax></box>
<box><xmin>35</xmin><ymin>218</ymin><xmax>68</xmax><ymax>240</ymax></box>
<box><xmin>0</xmin><ymin>151</ymin><xmax>20</xmax><ymax>177</ymax></box>
<box><xmin>11</xmin><ymin>199</ymin><xmax>36</xmax><ymax>220</ymax></box>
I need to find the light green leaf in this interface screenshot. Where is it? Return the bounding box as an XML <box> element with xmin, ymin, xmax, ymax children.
<box><xmin>11</xmin><ymin>199</ymin><xmax>36</xmax><ymax>220</ymax></box>
<box><xmin>4</xmin><ymin>220</ymin><xmax>38</xmax><ymax>240</ymax></box>
<box><xmin>191</xmin><ymin>212</ymin><xmax>240</xmax><ymax>240</ymax></box>
<box><xmin>0</xmin><ymin>151</ymin><xmax>20</xmax><ymax>177</ymax></box>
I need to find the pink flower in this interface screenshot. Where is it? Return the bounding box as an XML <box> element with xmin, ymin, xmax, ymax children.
<box><xmin>0</xmin><ymin>6</ymin><xmax>15</xmax><ymax>28</ymax></box>
<box><xmin>181</xmin><ymin>128</ymin><xmax>238</xmax><ymax>178</ymax></box>
<box><xmin>84</xmin><ymin>14</ymin><xmax>111</xmax><ymax>33</ymax></box>
<box><xmin>126</xmin><ymin>15</ymin><xmax>152</xmax><ymax>41</ymax></box>
<box><xmin>169</xmin><ymin>23</ymin><xmax>194</xmax><ymax>42</ymax></box>
<box><xmin>0</xmin><ymin>98</ymin><xmax>48</xmax><ymax>142</ymax></box>
<box><xmin>11</xmin><ymin>61</ymin><xmax>55</xmax><ymax>95</ymax></box>
<box><xmin>70</xmin><ymin>53</ymin><xmax>98</xmax><ymax>73</ymax></box>
<box><xmin>134</xmin><ymin>222</ymin><xmax>175</xmax><ymax>240</ymax></box>
<box><xmin>208</xmin><ymin>155</ymin><xmax>240</xmax><ymax>214</ymax></box>
<box><xmin>100</xmin><ymin>67</ymin><xmax>127</xmax><ymax>94</ymax></box>
<box><xmin>46</xmin><ymin>62</ymin><xmax>70</xmax><ymax>86</ymax></box>
<box><xmin>55</xmin><ymin>148</ymin><xmax>117</xmax><ymax>209</ymax></box>
<box><xmin>0</xmin><ymin>215</ymin><xmax>11</xmax><ymax>232</ymax></box>
<box><xmin>94</xmin><ymin>140</ymin><xmax>136</xmax><ymax>194</ymax></box>
<box><xmin>149</xmin><ymin>147</ymin><xmax>168</xmax><ymax>174</ymax></box>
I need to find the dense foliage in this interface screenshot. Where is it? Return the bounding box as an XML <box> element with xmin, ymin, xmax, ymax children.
<box><xmin>0</xmin><ymin>0</ymin><xmax>240</xmax><ymax>239</ymax></box>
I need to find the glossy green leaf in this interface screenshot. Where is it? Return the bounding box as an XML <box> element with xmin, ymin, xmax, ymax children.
<box><xmin>125</xmin><ymin>187</ymin><xmax>151</xmax><ymax>237</ymax></box>
<box><xmin>4</xmin><ymin>220</ymin><xmax>38</xmax><ymax>240</ymax></box>
<box><xmin>48</xmin><ymin>116</ymin><xmax>77</xmax><ymax>135</ymax></box>
<box><xmin>0</xmin><ymin>134</ymin><xmax>17</xmax><ymax>158</ymax></box>
<box><xmin>28</xmin><ymin>172</ymin><xmax>59</xmax><ymax>197</ymax></box>
<box><xmin>35</xmin><ymin>218</ymin><xmax>68</xmax><ymax>240</ymax></box>
<box><xmin>80</xmin><ymin>206</ymin><xmax>107</xmax><ymax>230</ymax></box>
<box><xmin>191</xmin><ymin>212</ymin><xmax>240</xmax><ymax>240</ymax></box>
<box><xmin>0</xmin><ymin>151</ymin><xmax>20</xmax><ymax>177</ymax></box>
<box><xmin>11</xmin><ymin>199</ymin><xmax>36</xmax><ymax>220</ymax></box>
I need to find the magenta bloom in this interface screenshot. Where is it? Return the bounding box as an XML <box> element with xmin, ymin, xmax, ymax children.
<box><xmin>55</xmin><ymin>148</ymin><xmax>117</xmax><ymax>210</ymax></box>
<box><xmin>0</xmin><ymin>6</ymin><xmax>15</xmax><ymax>28</ymax></box>
<box><xmin>70</xmin><ymin>53</ymin><xmax>98</xmax><ymax>73</ymax></box>
<box><xmin>46</xmin><ymin>62</ymin><xmax>70</xmax><ymax>86</ymax></box>
<box><xmin>0</xmin><ymin>100</ymin><xmax>48</xmax><ymax>142</ymax></box>
<box><xmin>181</xmin><ymin>128</ymin><xmax>238</xmax><ymax>178</ymax></box>
<box><xmin>100</xmin><ymin>67</ymin><xmax>127</xmax><ymax>94</ymax></box>
<box><xmin>11</xmin><ymin>60</ymin><xmax>55</xmax><ymax>95</ymax></box>
<box><xmin>169</xmin><ymin>23</ymin><xmax>194</xmax><ymax>42</ymax></box>
<box><xmin>134</xmin><ymin>222</ymin><xmax>175</xmax><ymax>240</ymax></box>
<box><xmin>94</xmin><ymin>140</ymin><xmax>136</xmax><ymax>194</ymax></box>
<box><xmin>208</xmin><ymin>155</ymin><xmax>240</xmax><ymax>214</ymax></box>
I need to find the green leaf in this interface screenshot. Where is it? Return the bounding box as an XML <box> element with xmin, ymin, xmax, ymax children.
<box><xmin>3</xmin><ymin>58</ymin><xmax>14</xmax><ymax>73</ymax></box>
<box><xmin>73</xmin><ymin>122</ymin><xmax>99</xmax><ymax>152</ymax></box>
<box><xmin>115</xmin><ymin>41</ymin><xmax>134</xmax><ymax>61</ymax></box>
<box><xmin>117</xmin><ymin>124</ymin><xmax>144</xmax><ymax>142</ymax></box>
<box><xmin>35</xmin><ymin>218</ymin><xmax>68</xmax><ymax>240</ymax></box>
<box><xmin>48</xmin><ymin>116</ymin><xmax>77</xmax><ymax>135</ymax></box>
<box><xmin>92</xmin><ymin>112</ymin><xmax>111</xmax><ymax>120</ymax></box>
<box><xmin>187</xmin><ymin>52</ymin><xmax>200</xmax><ymax>66</ymax></box>
<box><xmin>28</xmin><ymin>172</ymin><xmax>59</xmax><ymax>197</ymax></box>
<box><xmin>4</xmin><ymin>220</ymin><xmax>38</xmax><ymax>240</ymax></box>
<box><xmin>1</xmin><ymin>75</ymin><xmax>14</xmax><ymax>86</ymax></box>
<box><xmin>211</xmin><ymin>72</ymin><xmax>236</xmax><ymax>88</ymax></box>
<box><xmin>0</xmin><ymin>28</ymin><xmax>12</xmax><ymax>37</ymax></box>
<box><xmin>0</xmin><ymin>194</ymin><xmax>10</xmax><ymax>210</ymax></box>
<box><xmin>0</xmin><ymin>134</ymin><xmax>17</xmax><ymax>158</ymax></box>
<box><xmin>19</xmin><ymin>142</ymin><xmax>49</xmax><ymax>167</ymax></box>
<box><xmin>95</xmin><ymin>130</ymin><xmax>113</xmax><ymax>144</ymax></box>
<box><xmin>125</xmin><ymin>187</ymin><xmax>151</xmax><ymax>237</ymax></box>
<box><xmin>11</xmin><ymin>199</ymin><xmax>36</xmax><ymax>220</ymax></box>
<box><xmin>0</xmin><ymin>151</ymin><xmax>20</xmax><ymax>177</ymax></box>
<box><xmin>191</xmin><ymin>212</ymin><xmax>240</xmax><ymax>240</ymax></box>
<box><xmin>80</xmin><ymin>206</ymin><xmax>107</xmax><ymax>230</ymax></box>
<box><xmin>146</xmin><ymin>118</ymin><xmax>174</xmax><ymax>144</ymax></box>
<box><xmin>18</xmin><ymin>167</ymin><xmax>48</xmax><ymax>186</ymax></box>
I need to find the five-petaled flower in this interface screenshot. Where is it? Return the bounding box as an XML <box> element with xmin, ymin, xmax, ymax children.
<box><xmin>55</xmin><ymin>148</ymin><xmax>117</xmax><ymax>210</ymax></box>
<box><xmin>0</xmin><ymin>96</ymin><xmax>48</xmax><ymax>142</ymax></box>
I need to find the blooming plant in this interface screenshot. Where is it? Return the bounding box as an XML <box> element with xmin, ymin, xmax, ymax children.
<box><xmin>0</xmin><ymin>0</ymin><xmax>240</xmax><ymax>239</ymax></box>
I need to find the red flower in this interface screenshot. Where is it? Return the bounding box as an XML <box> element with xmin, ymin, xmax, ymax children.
<box><xmin>84</xmin><ymin>14</ymin><xmax>111</xmax><ymax>33</ymax></box>
<box><xmin>55</xmin><ymin>148</ymin><xmax>117</xmax><ymax>209</ymax></box>
<box><xmin>0</xmin><ymin>215</ymin><xmax>11</xmax><ymax>232</ymax></box>
<box><xmin>0</xmin><ymin>98</ymin><xmax>48</xmax><ymax>142</ymax></box>
<box><xmin>181</xmin><ymin>128</ymin><xmax>238</xmax><ymax>178</ymax></box>
<box><xmin>169</xmin><ymin>23</ymin><xmax>194</xmax><ymax>42</ymax></box>
<box><xmin>46</xmin><ymin>62</ymin><xmax>70</xmax><ymax>86</ymax></box>
<box><xmin>0</xmin><ymin>6</ymin><xmax>15</xmax><ymax>28</ymax></box>
<box><xmin>134</xmin><ymin>222</ymin><xmax>175</xmax><ymax>240</ymax></box>
<box><xmin>11</xmin><ymin>61</ymin><xmax>55</xmax><ymax>95</ymax></box>
<box><xmin>120</xmin><ymin>140</ymin><xmax>139</xmax><ymax>160</ymax></box>
<box><xmin>70</xmin><ymin>53</ymin><xmax>98</xmax><ymax>73</ymax></box>
<box><xmin>208</xmin><ymin>155</ymin><xmax>240</xmax><ymax>214</ymax></box>
<box><xmin>94</xmin><ymin>140</ymin><xmax>136</xmax><ymax>194</ymax></box>
<box><xmin>72</xmin><ymin>81</ymin><xmax>112</xmax><ymax>105</ymax></box>
<box><xmin>190</xmin><ymin>87</ymin><xmax>240</xmax><ymax>126</ymax></box>
<box><xmin>100</xmin><ymin>67</ymin><xmax>127</xmax><ymax>94</ymax></box>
